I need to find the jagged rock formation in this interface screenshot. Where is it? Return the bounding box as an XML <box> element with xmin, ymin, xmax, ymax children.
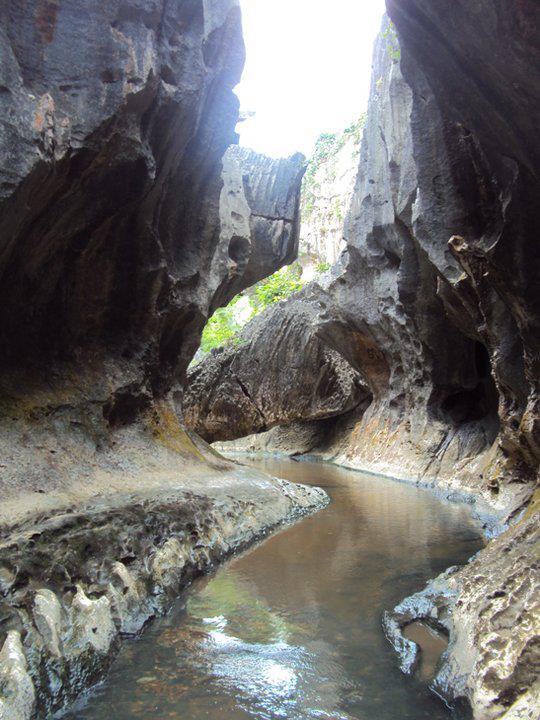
<box><xmin>187</xmin><ymin>9</ymin><xmax>539</xmax><ymax>517</ymax></box>
<box><xmin>0</xmin><ymin>1</ymin><xmax>318</xmax><ymax>717</ymax></box>
<box><xmin>185</xmin><ymin>5</ymin><xmax>540</xmax><ymax>718</ymax></box>
<box><xmin>0</xmin><ymin>0</ymin><xmax>307</xmax><ymax>515</ymax></box>
<box><xmin>0</xmin><ymin>464</ymin><xmax>326</xmax><ymax>719</ymax></box>
<box><xmin>184</xmin><ymin>287</ymin><xmax>370</xmax><ymax>443</ymax></box>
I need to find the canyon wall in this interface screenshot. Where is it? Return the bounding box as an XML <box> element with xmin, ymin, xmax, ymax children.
<box><xmin>0</xmin><ymin>0</ymin><xmax>308</xmax><ymax>517</ymax></box>
<box><xmin>185</xmin><ymin>5</ymin><xmax>540</xmax><ymax>717</ymax></box>
<box><xmin>299</xmin><ymin>124</ymin><xmax>361</xmax><ymax>272</ymax></box>
<box><xmin>188</xmin><ymin>7</ymin><xmax>539</xmax><ymax>519</ymax></box>
<box><xmin>0</xmin><ymin>2</ymin><xmax>324</xmax><ymax>717</ymax></box>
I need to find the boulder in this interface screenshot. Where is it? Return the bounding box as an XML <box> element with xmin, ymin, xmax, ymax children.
<box><xmin>184</xmin><ymin>286</ymin><xmax>370</xmax><ymax>443</ymax></box>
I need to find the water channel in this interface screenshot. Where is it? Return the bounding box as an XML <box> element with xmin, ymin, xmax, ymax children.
<box><xmin>67</xmin><ymin>457</ymin><xmax>484</xmax><ymax>720</ymax></box>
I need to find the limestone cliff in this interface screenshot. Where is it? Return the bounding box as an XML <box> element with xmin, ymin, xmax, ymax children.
<box><xmin>187</xmin><ymin>11</ymin><xmax>539</xmax><ymax>519</ymax></box>
<box><xmin>299</xmin><ymin>123</ymin><xmax>362</xmax><ymax>273</ymax></box>
<box><xmin>0</xmin><ymin>0</ymin><xmax>307</xmax><ymax>516</ymax></box>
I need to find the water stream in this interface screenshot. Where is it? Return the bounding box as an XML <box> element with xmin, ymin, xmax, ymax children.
<box><xmin>66</xmin><ymin>457</ymin><xmax>484</xmax><ymax>720</ymax></box>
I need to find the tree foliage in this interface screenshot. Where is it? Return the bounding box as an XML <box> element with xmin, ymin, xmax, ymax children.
<box><xmin>315</xmin><ymin>261</ymin><xmax>331</xmax><ymax>274</ymax></box>
<box><xmin>249</xmin><ymin>264</ymin><xmax>304</xmax><ymax>316</ymax></box>
<box><xmin>200</xmin><ymin>299</ymin><xmax>242</xmax><ymax>353</ymax></box>
<box><xmin>382</xmin><ymin>20</ymin><xmax>401</xmax><ymax>61</ymax></box>
<box><xmin>199</xmin><ymin>265</ymin><xmax>305</xmax><ymax>354</ymax></box>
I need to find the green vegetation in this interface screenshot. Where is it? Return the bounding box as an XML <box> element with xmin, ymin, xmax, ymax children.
<box><xmin>199</xmin><ymin>264</ymin><xmax>305</xmax><ymax>354</ymax></box>
<box><xmin>198</xmin><ymin>116</ymin><xmax>371</xmax><ymax>357</ymax></box>
<box><xmin>199</xmin><ymin>298</ymin><xmax>242</xmax><ymax>354</ymax></box>
<box><xmin>382</xmin><ymin>20</ymin><xmax>401</xmax><ymax>61</ymax></box>
<box><xmin>249</xmin><ymin>264</ymin><xmax>304</xmax><ymax>316</ymax></box>
<box><xmin>315</xmin><ymin>261</ymin><xmax>331</xmax><ymax>274</ymax></box>
<box><xmin>301</xmin><ymin>115</ymin><xmax>366</xmax><ymax>222</ymax></box>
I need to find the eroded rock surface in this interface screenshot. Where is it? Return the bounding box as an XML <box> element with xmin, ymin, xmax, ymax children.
<box><xmin>184</xmin><ymin>288</ymin><xmax>370</xmax><ymax>443</ymax></box>
<box><xmin>0</xmin><ymin>468</ymin><xmax>327</xmax><ymax>718</ymax></box>
<box><xmin>300</xmin><ymin>124</ymin><xmax>361</xmax><ymax>269</ymax></box>
<box><xmin>187</xmin><ymin>9</ymin><xmax>539</xmax><ymax>517</ymax></box>
<box><xmin>0</xmin><ymin>0</ymin><xmax>308</xmax><ymax>509</ymax></box>
<box><xmin>384</xmin><ymin>508</ymin><xmax>540</xmax><ymax>719</ymax></box>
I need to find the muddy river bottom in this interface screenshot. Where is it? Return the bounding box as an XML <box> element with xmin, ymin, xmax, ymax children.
<box><xmin>67</xmin><ymin>457</ymin><xmax>484</xmax><ymax>720</ymax></box>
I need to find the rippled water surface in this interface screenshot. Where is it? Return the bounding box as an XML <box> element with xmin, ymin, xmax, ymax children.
<box><xmin>69</xmin><ymin>457</ymin><xmax>484</xmax><ymax>720</ymax></box>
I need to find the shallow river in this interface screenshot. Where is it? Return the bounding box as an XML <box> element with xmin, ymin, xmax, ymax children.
<box><xmin>68</xmin><ymin>457</ymin><xmax>484</xmax><ymax>720</ymax></box>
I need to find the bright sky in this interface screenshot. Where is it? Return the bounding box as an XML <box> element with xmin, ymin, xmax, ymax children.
<box><xmin>235</xmin><ymin>0</ymin><xmax>386</xmax><ymax>158</ymax></box>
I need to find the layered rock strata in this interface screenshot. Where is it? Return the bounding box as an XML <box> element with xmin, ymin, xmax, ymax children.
<box><xmin>0</xmin><ymin>1</ymin><xmax>317</xmax><ymax>716</ymax></box>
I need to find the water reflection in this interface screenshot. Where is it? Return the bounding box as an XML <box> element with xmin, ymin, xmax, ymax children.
<box><xmin>67</xmin><ymin>458</ymin><xmax>484</xmax><ymax>720</ymax></box>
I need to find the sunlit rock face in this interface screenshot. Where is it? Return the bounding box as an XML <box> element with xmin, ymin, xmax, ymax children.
<box><xmin>299</xmin><ymin>128</ymin><xmax>360</xmax><ymax>273</ymax></box>
<box><xmin>185</xmin><ymin>12</ymin><xmax>540</xmax><ymax>716</ymax></box>
<box><xmin>188</xmin><ymin>9</ymin><xmax>539</xmax><ymax>516</ymax></box>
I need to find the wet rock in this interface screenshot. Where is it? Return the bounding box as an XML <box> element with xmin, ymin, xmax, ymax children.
<box><xmin>108</xmin><ymin>561</ymin><xmax>153</xmax><ymax>635</ymax></box>
<box><xmin>69</xmin><ymin>587</ymin><xmax>116</xmax><ymax>656</ymax></box>
<box><xmin>0</xmin><ymin>473</ymin><xmax>327</xmax><ymax>716</ymax></box>
<box><xmin>385</xmin><ymin>511</ymin><xmax>540</xmax><ymax>719</ymax></box>
<box><xmin>0</xmin><ymin>631</ymin><xmax>36</xmax><ymax>720</ymax></box>
<box><xmin>34</xmin><ymin>590</ymin><xmax>64</xmax><ymax>657</ymax></box>
<box><xmin>151</xmin><ymin>537</ymin><xmax>188</xmax><ymax>594</ymax></box>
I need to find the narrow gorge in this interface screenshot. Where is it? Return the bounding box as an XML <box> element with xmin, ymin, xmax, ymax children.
<box><xmin>0</xmin><ymin>2</ymin><xmax>538</xmax><ymax>720</ymax></box>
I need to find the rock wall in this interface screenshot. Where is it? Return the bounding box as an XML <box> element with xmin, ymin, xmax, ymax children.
<box><xmin>0</xmin><ymin>1</ymin><xmax>315</xmax><ymax>716</ymax></box>
<box><xmin>0</xmin><ymin>0</ymin><xmax>307</xmax><ymax>511</ymax></box>
<box><xmin>188</xmin><ymin>9</ymin><xmax>539</xmax><ymax>518</ymax></box>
